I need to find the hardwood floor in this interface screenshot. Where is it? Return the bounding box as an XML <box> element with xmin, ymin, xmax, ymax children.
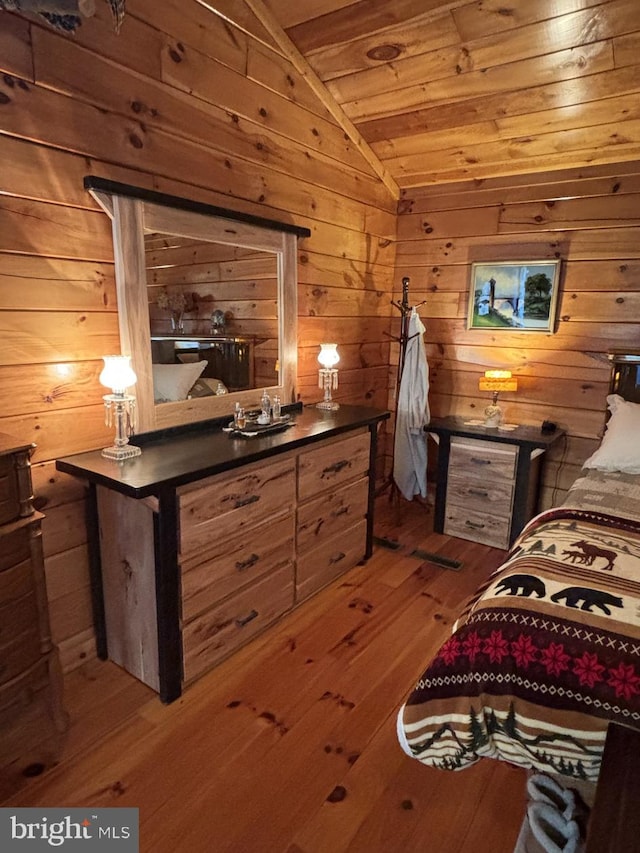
<box><xmin>3</xmin><ymin>497</ymin><xmax>527</xmax><ymax>852</ymax></box>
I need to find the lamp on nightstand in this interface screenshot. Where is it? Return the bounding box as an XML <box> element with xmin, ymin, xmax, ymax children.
<box><xmin>99</xmin><ymin>355</ymin><xmax>142</xmax><ymax>460</ymax></box>
<box><xmin>479</xmin><ymin>369</ymin><xmax>518</xmax><ymax>427</ymax></box>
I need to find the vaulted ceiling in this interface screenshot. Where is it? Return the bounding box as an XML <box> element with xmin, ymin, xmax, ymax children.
<box><xmin>261</xmin><ymin>0</ymin><xmax>640</xmax><ymax>190</ymax></box>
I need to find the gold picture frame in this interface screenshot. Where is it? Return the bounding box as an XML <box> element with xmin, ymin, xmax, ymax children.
<box><xmin>467</xmin><ymin>260</ymin><xmax>561</xmax><ymax>332</ymax></box>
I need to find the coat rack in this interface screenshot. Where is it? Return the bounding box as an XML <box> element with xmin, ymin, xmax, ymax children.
<box><xmin>378</xmin><ymin>276</ymin><xmax>427</xmax><ymax>500</ymax></box>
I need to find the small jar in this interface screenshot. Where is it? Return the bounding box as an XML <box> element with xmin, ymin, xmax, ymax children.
<box><xmin>234</xmin><ymin>407</ymin><xmax>246</xmax><ymax>429</ymax></box>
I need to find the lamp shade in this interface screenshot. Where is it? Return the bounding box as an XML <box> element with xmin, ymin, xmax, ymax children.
<box><xmin>99</xmin><ymin>355</ymin><xmax>137</xmax><ymax>395</ymax></box>
<box><xmin>318</xmin><ymin>343</ymin><xmax>339</xmax><ymax>369</ymax></box>
<box><xmin>478</xmin><ymin>369</ymin><xmax>518</xmax><ymax>393</ymax></box>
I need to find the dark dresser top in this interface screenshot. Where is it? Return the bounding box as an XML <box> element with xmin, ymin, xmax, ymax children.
<box><xmin>56</xmin><ymin>404</ymin><xmax>389</xmax><ymax>499</ymax></box>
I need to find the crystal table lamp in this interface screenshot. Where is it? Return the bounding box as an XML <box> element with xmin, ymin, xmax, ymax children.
<box><xmin>99</xmin><ymin>355</ymin><xmax>142</xmax><ymax>460</ymax></box>
<box><xmin>478</xmin><ymin>369</ymin><xmax>518</xmax><ymax>427</ymax></box>
<box><xmin>317</xmin><ymin>343</ymin><xmax>340</xmax><ymax>411</ymax></box>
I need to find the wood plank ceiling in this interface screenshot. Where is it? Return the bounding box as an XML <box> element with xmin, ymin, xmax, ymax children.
<box><xmin>262</xmin><ymin>0</ymin><xmax>640</xmax><ymax>189</ymax></box>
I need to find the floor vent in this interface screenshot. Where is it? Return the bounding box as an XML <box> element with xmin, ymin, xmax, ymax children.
<box><xmin>372</xmin><ymin>536</ymin><xmax>402</xmax><ymax>551</ymax></box>
<box><xmin>409</xmin><ymin>548</ymin><xmax>463</xmax><ymax>571</ymax></box>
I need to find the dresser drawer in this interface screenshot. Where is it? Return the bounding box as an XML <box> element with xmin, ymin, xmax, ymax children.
<box><xmin>444</xmin><ymin>504</ymin><xmax>510</xmax><ymax>549</ymax></box>
<box><xmin>0</xmin><ymin>557</ymin><xmax>34</xmax><ymax>604</ymax></box>
<box><xmin>179</xmin><ymin>455</ymin><xmax>296</xmax><ymax>550</ymax></box>
<box><xmin>449</xmin><ymin>437</ymin><xmax>517</xmax><ymax>482</ymax></box>
<box><xmin>181</xmin><ymin>513</ymin><xmax>295</xmax><ymax>621</ymax></box>
<box><xmin>446</xmin><ymin>471</ymin><xmax>513</xmax><ymax>516</ymax></box>
<box><xmin>182</xmin><ymin>562</ymin><xmax>294</xmax><ymax>684</ymax></box>
<box><xmin>0</xmin><ymin>658</ymin><xmax>51</xmax><ymax>715</ymax></box>
<box><xmin>0</xmin><ymin>590</ymin><xmax>39</xmax><ymax>649</ymax></box>
<box><xmin>0</xmin><ymin>455</ymin><xmax>18</xmax><ymax>526</ymax></box>
<box><xmin>0</xmin><ymin>522</ymin><xmax>32</xmax><ymax>574</ymax></box>
<box><xmin>297</xmin><ymin>477</ymin><xmax>369</xmax><ymax>555</ymax></box>
<box><xmin>0</xmin><ymin>629</ymin><xmax>42</xmax><ymax>686</ymax></box>
<box><xmin>298</xmin><ymin>430</ymin><xmax>370</xmax><ymax>502</ymax></box>
<box><xmin>296</xmin><ymin>519</ymin><xmax>367</xmax><ymax>602</ymax></box>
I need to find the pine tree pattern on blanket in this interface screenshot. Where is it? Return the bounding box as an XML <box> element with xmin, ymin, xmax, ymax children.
<box><xmin>399</xmin><ymin>507</ymin><xmax>640</xmax><ymax>782</ymax></box>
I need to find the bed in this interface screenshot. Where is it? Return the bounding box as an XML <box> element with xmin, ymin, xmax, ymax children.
<box><xmin>398</xmin><ymin>354</ymin><xmax>640</xmax><ymax>783</ymax></box>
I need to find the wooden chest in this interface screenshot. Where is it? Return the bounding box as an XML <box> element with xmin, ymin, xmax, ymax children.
<box><xmin>0</xmin><ymin>434</ymin><xmax>67</xmax><ymax>798</ymax></box>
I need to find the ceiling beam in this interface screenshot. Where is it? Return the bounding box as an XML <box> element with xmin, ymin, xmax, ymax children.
<box><xmin>244</xmin><ymin>0</ymin><xmax>400</xmax><ymax>201</ymax></box>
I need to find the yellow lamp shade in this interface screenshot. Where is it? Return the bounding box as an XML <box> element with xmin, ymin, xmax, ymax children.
<box><xmin>478</xmin><ymin>369</ymin><xmax>518</xmax><ymax>393</ymax></box>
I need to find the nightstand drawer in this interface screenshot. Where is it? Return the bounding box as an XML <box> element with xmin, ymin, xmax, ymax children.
<box><xmin>444</xmin><ymin>504</ymin><xmax>510</xmax><ymax>549</ymax></box>
<box><xmin>446</xmin><ymin>471</ymin><xmax>513</xmax><ymax>516</ymax></box>
<box><xmin>449</xmin><ymin>437</ymin><xmax>517</xmax><ymax>481</ymax></box>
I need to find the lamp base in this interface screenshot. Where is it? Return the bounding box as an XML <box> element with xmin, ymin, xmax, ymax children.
<box><xmin>483</xmin><ymin>403</ymin><xmax>503</xmax><ymax>428</ymax></box>
<box><xmin>316</xmin><ymin>400</ymin><xmax>340</xmax><ymax>411</ymax></box>
<box><xmin>101</xmin><ymin>444</ymin><xmax>142</xmax><ymax>461</ymax></box>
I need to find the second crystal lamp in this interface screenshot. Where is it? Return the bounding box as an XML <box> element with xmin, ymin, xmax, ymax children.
<box><xmin>317</xmin><ymin>343</ymin><xmax>340</xmax><ymax>411</ymax></box>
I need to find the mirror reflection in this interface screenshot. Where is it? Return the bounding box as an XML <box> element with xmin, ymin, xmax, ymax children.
<box><xmin>144</xmin><ymin>232</ymin><xmax>279</xmax><ymax>402</ymax></box>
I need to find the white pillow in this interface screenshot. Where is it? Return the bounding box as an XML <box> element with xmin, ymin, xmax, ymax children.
<box><xmin>152</xmin><ymin>361</ymin><xmax>207</xmax><ymax>402</ymax></box>
<box><xmin>582</xmin><ymin>394</ymin><xmax>640</xmax><ymax>474</ymax></box>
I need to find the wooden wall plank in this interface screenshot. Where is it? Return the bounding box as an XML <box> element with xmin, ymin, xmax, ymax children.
<box><xmin>0</xmin><ymin>254</ymin><xmax>116</xmax><ymax>312</ymax></box>
<box><xmin>133</xmin><ymin>0</ymin><xmax>280</xmax><ymax>55</ymax></box>
<box><xmin>0</xmin><ymin>13</ymin><xmax>32</xmax><ymax>79</ymax></box>
<box><xmin>0</xmin><ymin>200</ymin><xmax>112</xmax><ymax>261</ymax></box>
<box><xmin>0</xmin><ymin>311</ymin><xmax>119</xmax><ymax>365</ymax></box>
<box><xmin>451</xmin><ymin>0</ymin><xmax>605</xmax><ymax>42</ymax></box>
<box><xmin>0</xmin><ymin>406</ymin><xmax>111</xmax><ymax>462</ymax></box>
<box><xmin>342</xmin><ymin>42</ymin><xmax>613</xmax><ymax>122</ymax></box>
<box><xmin>361</xmin><ymin>65</ymin><xmax>640</xmax><ymax>145</ymax></box>
<box><xmin>0</xmin><ymin>362</ymin><xmax>104</xmax><ymax>417</ymax></box>
<box><xmin>399</xmin><ymin>165</ymin><xmax>640</xmax><ymax>213</ymax></box>
<box><xmin>304</xmin><ymin>7</ymin><xmax>459</xmax><ymax>81</ymax></box>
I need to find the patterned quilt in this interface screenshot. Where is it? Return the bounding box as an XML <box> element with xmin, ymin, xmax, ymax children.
<box><xmin>398</xmin><ymin>475</ymin><xmax>640</xmax><ymax>782</ymax></box>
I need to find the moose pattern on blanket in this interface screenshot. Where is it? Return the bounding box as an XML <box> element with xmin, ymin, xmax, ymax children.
<box><xmin>399</xmin><ymin>507</ymin><xmax>640</xmax><ymax>781</ymax></box>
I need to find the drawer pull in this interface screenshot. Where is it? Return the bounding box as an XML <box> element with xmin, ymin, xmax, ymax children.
<box><xmin>470</xmin><ymin>457</ymin><xmax>491</xmax><ymax>465</ymax></box>
<box><xmin>235</xmin><ymin>609</ymin><xmax>259</xmax><ymax>628</ymax></box>
<box><xmin>468</xmin><ymin>488</ymin><xmax>489</xmax><ymax>497</ymax></box>
<box><xmin>233</xmin><ymin>494</ymin><xmax>260</xmax><ymax>509</ymax></box>
<box><xmin>323</xmin><ymin>460</ymin><xmax>350</xmax><ymax>476</ymax></box>
<box><xmin>331</xmin><ymin>506</ymin><xmax>349</xmax><ymax>518</ymax></box>
<box><xmin>329</xmin><ymin>551</ymin><xmax>346</xmax><ymax>564</ymax></box>
<box><xmin>235</xmin><ymin>553</ymin><xmax>259</xmax><ymax>572</ymax></box>
<box><xmin>465</xmin><ymin>520</ymin><xmax>485</xmax><ymax>530</ymax></box>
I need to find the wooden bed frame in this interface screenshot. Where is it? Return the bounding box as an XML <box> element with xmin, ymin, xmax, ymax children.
<box><xmin>586</xmin><ymin>723</ymin><xmax>640</xmax><ymax>851</ymax></box>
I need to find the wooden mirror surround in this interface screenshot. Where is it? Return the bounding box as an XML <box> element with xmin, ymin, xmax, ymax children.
<box><xmin>85</xmin><ymin>177</ymin><xmax>310</xmax><ymax>433</ymax></box>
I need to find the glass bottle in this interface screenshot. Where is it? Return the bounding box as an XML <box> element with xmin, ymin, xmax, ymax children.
<box><xmin>272</xmin><ymin>395</ymin><xmax>281</xmax><ymax>420</ymax></box>
<box><xmin>260</xmin><ymin>389</ymin><xmax>271</xmax><ymax>420</ymax></box>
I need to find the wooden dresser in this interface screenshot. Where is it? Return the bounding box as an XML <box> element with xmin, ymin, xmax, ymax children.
<box><xmin>57</xmin><ymin>405</ymin><xmax>388</xmax><ymax>702</ymax></box>
<box><xmin>0</xmin><ymin>433</ymin><xmax>67</xmax><ymax>797</ymax></box>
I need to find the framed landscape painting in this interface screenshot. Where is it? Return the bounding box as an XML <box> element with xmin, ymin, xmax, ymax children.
<box><xmin>467</xmin><ymin>260</ymin><xmax>561</xmax><ymax>332</ymax></box>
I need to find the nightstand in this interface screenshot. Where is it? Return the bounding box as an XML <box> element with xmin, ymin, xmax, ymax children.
<box><xmin>427</xmin><ymin>417</ymin><xmax>565</xmax><ymax>549</ymax></box>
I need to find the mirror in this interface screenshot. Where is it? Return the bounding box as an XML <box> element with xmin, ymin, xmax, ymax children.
<box><xmin>85</xmin><ymin>177</ymin><xmax>309</xmax><ymax>434</ymax></box>
<box><xmin>145</xmin><ymin>232</ymin><xmax>279</xmax><ymax>392</ymax></box>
